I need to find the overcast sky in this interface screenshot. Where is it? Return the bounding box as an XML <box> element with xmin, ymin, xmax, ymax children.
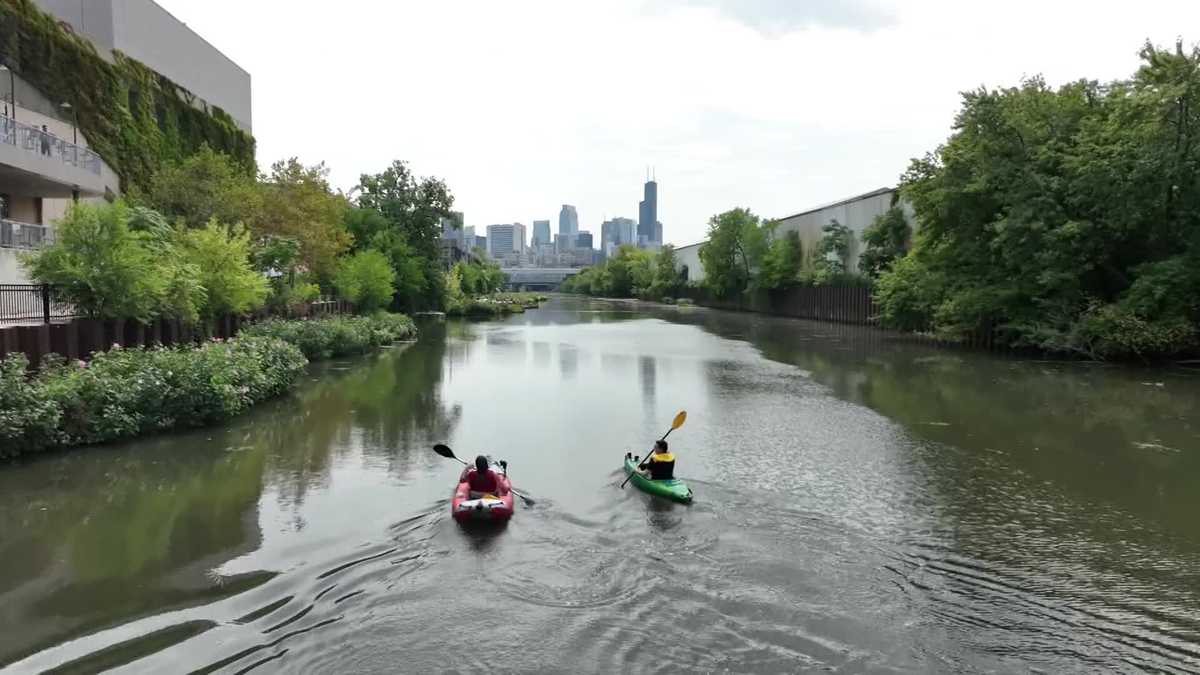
<box><xmin>159</xmin><ymin>0</ymin><xmax>1199</xmax><ymax>246</ymax></box>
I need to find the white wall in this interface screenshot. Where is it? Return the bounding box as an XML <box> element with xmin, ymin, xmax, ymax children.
<box><xmin>0</xmin><ymin>248</ymin><xmax>33</xmax><ymax>284</ymax></box>
<box><xmin>674</xmin><ymin>242</ymin><xmax>705</xmax><ymax>283</ymax></box>
<box><xmin>774</xmin><ymin>188</ymin><xmax>901</xmax><ymax>273</ymax></box>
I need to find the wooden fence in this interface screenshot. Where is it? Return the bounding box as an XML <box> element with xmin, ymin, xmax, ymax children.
<box><xmin>0</xmin><ymin>299</ymin><xmax>353</xmax><ymax>366</ymax></box>
<box><xmin>679</xmin><ymin>285</ymin><xmax>1006</xmax><ymax>352</ymax></box>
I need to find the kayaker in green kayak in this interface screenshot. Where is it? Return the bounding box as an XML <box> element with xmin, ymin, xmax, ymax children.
<box><xmin>639</xmin><ymin>440</ymin><xmax>675</xmax><ymax>480</ymax></box>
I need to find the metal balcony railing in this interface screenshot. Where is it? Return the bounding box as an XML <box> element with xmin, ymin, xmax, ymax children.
<box><xmin>0</xmin><ymin>218</ymin><xmax>53</xmax><ymax>249</ymax></box>
<box><xmin>0</xmin><ymin>116</ymin><xmax>102</xmax><ymax>175</ymax></box>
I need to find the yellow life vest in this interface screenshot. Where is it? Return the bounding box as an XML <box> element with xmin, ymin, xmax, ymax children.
<box><xmin>650</xmin><ymin>452</ymin><xmax>675</xmax><ymax>462</ymax></box>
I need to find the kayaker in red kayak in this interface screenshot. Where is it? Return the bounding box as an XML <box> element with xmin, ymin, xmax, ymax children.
<box><xmin>462</xmin><ymin>455</ymin><xmax>505</xmax><ymax>497</ymax></box>
<box><xmin>640</xmin><ymin>440</ymin><xmax>676</xmax><ymax>480</ymax></box>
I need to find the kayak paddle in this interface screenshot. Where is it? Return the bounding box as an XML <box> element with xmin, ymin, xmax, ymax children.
<box><xmin>432</xmin><ymin>444</ymin><xmax>536</xmax><ymax>506</ymax></box>
<box><xmin>619</xmin><ymin>410</ymin><xmax>687</xmax><ymax>489</ymax></box>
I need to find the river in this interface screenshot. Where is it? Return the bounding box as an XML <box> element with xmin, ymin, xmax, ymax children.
<box><xmin>2</xmin><ymin>296</ymin><xmax>1199</xmax><ymax>673</ymax></box>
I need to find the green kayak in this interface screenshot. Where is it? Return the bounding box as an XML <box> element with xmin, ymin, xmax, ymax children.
<box><xmin>623</xmin><ymin>456</ymin><xmax>693</xmax><ymax>503</ymax></box>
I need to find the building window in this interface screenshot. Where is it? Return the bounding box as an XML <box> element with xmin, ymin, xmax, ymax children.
<box><xmin>0</xmin><ymin>193</ymin><xmax>9</xmax><ymax>219</ymax></box>
<box><xmin>34</xmin><ymin>197</ymin><xmax>42</xmax><ymax>224</ymax></box>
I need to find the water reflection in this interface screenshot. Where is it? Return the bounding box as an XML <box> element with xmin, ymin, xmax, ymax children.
<box><xmin>0</xmin><ymin>331</ymin><xmax>460</xmax><ymax>667</ymax></box>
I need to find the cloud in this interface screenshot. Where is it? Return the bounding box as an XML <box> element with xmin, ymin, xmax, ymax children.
<box><xmin>659</xmin><ymin>0</ymin><xmax>896</xmax><ymax>35</ymax></box>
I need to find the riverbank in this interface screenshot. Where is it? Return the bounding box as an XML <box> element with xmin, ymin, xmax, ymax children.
<box><xmin>0</xmin><ymin>313</ymin><xmax>417</xmax><ymax>459</ymax></box>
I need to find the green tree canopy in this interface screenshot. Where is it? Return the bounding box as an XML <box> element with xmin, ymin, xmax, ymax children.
<box><xmin>181</xmin><ymin>220</ymin><xmax>269</xmax><ymax>319</ymax></box>
<box><xmin>334</xmin><ymin>250</ymin><xmax>397</xmax><ymax>312</ymax></box>
<box><xmin>876</xmin><ymin>40</ymin><xmax>1200</xmax><ymax>358</ymax></box>
<box><xmin>698</xmin><ymin>208</ymin><xmax>767</xmax><ymax>297</ymax></box>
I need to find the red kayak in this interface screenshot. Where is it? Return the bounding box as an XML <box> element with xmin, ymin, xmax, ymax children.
<box><xmin>451</xmin><ymin>467</ymin><xmax>515</xmax><ymax>523</ymax></box>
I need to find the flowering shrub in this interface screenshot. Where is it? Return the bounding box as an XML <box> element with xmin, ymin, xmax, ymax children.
<box><xmin>240</xmin><ymin>313</ymin><xmax>417</xmax><ymax>360</ymax></box>
<box><xmin>0</xmin><ymin>337</ymin><xmax>306</xmax><ymax>458</ymax></box>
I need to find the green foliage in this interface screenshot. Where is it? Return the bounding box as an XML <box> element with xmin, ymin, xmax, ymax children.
<box><xmin>756</xmin><ymin>229</ymin><xmax>803</xmax><ymax>290</ymax></box>
<box><xmin>140</xmin><ymin>146</ymin><xmax>260</xmax><ymax>229</ymax></box>
<box><xmin>699</xmin><ymin>208</ymin><xmax>767</xmax><ymax>297</ymax></box>
<box><xmin>181</xmin><ymin>220</ymin><xmax>269</xmax><ymax>319</ymax></box>
<box><xmin>859</xmin><ymin>206</ymin><xmax>910</xmax><ymax>279</ymax></box>
<box><xmin>24</xmin><ymin>201</ymin><xmax>167</xmax><ymax>320</ymax></box>
<box><xmin>354</xmin><ymin>161</ymin><xmax>455</xmax><ymax>310</ymax></box>
<box><xmin>814</xmin><ymin>219</ymin><xmax>852</xmax><ymax>281</ymax></box>
<box><xmin>241</xmin><ymin>314</ymin><xmax>416</xmax><ymax>360</ymax></box>
<box><xmin>875</xmin><ymin>40</ymin><xmax>1200</xmax><ymax>358</ymax></box>
<box><xmin>334</xmin><ymin>250</ymin><xmax>397</xmax><ymax>312</ymax></box>
<box><xmin>255</xmin><ymin>159</ymin><xmax>352</xmax><ymax>279</ymax></box>
<box><xmin>0</xmin><ymin>0</ymin><xmax>254</xmax><ymax>193</ymax></box>
<box><xmin>647</xmin><ymin>245</ymin><xmax>686</xmax><ymax>298</ymax></box>
<box><xmin>0</xmin><ymin>337</ymin><xmax>306</xmax><ymax>458</ymax></box>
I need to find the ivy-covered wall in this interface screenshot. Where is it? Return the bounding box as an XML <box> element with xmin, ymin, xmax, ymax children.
<box><xmin>0</xmin><ymin>0</ymin><xmax>255</xmax><ymax>193</ymax></box>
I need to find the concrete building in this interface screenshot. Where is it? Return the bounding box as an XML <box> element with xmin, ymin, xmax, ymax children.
<box><xmin>638</xmin><ymin>178</ymin><xmax>658</xmax><ymax>244</ymax></box>
<box><xmin>774</xmin><ymin>187</ymin><xmax>908</xmax><ymax>273</ymax></box>
<box><xmin>531</xmin><ymin>219</ymin><xmax>551</xmax><ymax>247</ymax></box>
<box><xmin>487</xmin><ymin>223</ymin><xmax>527</xmax><ymax>263</ymax></box>
<box><xmin>575</xmin><ymin>230</ymin><xmax>593</xmax><ymax>251</ymax></box>
<box><xmin>2</xmin><ymin>0</ymin><xmax>251</xmax><ymax>284</ymax></box>
<box><xmin>32</xmin><ymin>0</ymin><xmax>253</xmax><ymax>132</ymax></box>
<box><xmin>558</xmin><ymin>205</ymin><xmax>578</xmax><ymax>241</ymax></box>
<box><xmin>672</xmin><ymin>187</ymin><xmax>911</xmax><ymax>284</ymax></box>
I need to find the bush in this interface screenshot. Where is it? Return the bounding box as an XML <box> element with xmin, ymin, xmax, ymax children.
<box><xmin>241</xmin><ymin>314</ymin><xmax>416</xmax><ymax>360</ymax></box>
<box><xmin>0</xmin><ymin>337</ymin><xmax>306</xmax><ymax>458</ymax></box>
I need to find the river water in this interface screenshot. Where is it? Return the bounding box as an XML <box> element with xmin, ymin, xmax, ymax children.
<box><xmin>2</xmin><ymin>296</ymin><xmax>1199</xmax><ymax>673</ymax></box>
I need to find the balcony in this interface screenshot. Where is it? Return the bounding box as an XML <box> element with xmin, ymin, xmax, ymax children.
<box><xmin>1</xmin><ymin>218</ymin><xmax>53</xmax><ymax>250</ymax></box>
<box><xmin>0</xmin><ymin>116</ymin><xmax>119</xmax><ymax>199</ymax></box>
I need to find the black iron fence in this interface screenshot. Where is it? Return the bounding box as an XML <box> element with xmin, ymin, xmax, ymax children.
<box><xmin>0</xmin><ymin>284</ymin><xmax>76</xmax><ymax>324</ymax></box>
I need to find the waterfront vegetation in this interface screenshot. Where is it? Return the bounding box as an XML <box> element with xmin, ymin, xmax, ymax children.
<box><xmin>872</xmin><ymin>41</ymin><xmax>1200</xmax><ymax>360</ymax></box>
<box><xmin>0</xmin><ymin>313</ymin><xmax>417</xmax><ymax>458</ymax></box>
<box><xmin>0</xmin><ymin>337</ymin><xmax>305</xmax><ymax>458</ymax></box>
<box><xmin>559</xmin><ymin>245</ymin><xmax>685</xmax><ymax>300</ymax></box>
<box><xmin>240</xmin><ymin>313</ymin><xmax>416</xmax><ymax>360</ymax></box>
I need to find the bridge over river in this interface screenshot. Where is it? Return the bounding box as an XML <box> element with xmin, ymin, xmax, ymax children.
<box><xmin>500</xmin><ymin>267</ymin><xmax>580</xmax><ymax>290</ymax></box>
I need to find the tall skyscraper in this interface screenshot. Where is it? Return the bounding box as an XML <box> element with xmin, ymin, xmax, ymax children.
<box><xmin>638</xmin><ymin>176</ymin><xmax>657</xmax><ymax>243</ymax></box>
<box><xmin>559</xmin><ymin>205</ymin><xmax>579</xmax><ymax>241</ymax></box>
<box><xmin>575</xmin><ymin>231</ymin><xmax>594</xmax><ymax>250</ymax></box>
<box><xmin>532</xmin><ymin>220</ymin><xmax>551</xmax><ymax>247</ymax></box>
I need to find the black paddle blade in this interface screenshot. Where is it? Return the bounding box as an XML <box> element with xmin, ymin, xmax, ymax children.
<box><xmin>432</xmin><ymin>444</ymin><xmax>456</xmax><ymax>460</ymax></box>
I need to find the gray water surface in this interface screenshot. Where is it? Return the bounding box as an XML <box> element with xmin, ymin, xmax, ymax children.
<box><xmin>2</xmin><ymin>296</ymin><xmax>1199</xmax><ymax>673</ymax></box>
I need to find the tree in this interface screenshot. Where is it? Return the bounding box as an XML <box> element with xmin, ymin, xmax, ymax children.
<box><xmin>756</xmin><ymin>228</ymin><xmax>802</xmax><ymax>290</ymax></box>
<box><xmin>334</xmin><ymin>250</ymin><xmax>397</xmax><ymax>312</ymax></box>
<box><xmin>859</xmin><ymin>206</ymin><xmax>910</xmax><ymax>279</ymax></box>
<box><xmin>140</xmin><ymin>145</ymin><xmax>260</xmax><ymax>229</ymax></box>
<box><xmin>24</xmin><ymin>202</ymin><xmax>165</xmax><ymax>321</ymax></box>
<box><xmin>875</xmin><ymin>39</ymin><xmax>1200</xmax><ymax>358</ymax></box>
<box><xmin>255</xmin><ymin>159</ymin><xmax>352</xmax><ymax>279</ymax></box>
<box><xmin>698</xmin><ymin>208</ymin><xmax>767</xmax><ymax>297</ymax></box>
<box><xmin>354</xmin><ymin>161</ymin><xmax>456</xmax><ymax>309</ymax></box>
<box><xmin>649</xmin><ymin>244</ymin><xmax>685</xmax><ymax>298</ymax></box>
<box><xmin>181</xmin><ymin>220</ymin><xmax>269</xmax><ymax>319</ymax></box>
<box><xmin>814</xmin><ymin>219</ymin><xmax>852</xmax><ymax>281</ymax></box>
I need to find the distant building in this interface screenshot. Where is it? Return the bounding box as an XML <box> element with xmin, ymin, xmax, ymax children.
<box><xmin>601</xmin><ymin>217</ymin><xmax>636</xmax><ymax>253</ymax></box>
<box><xmin>654</xmin><ymin>221</ymin><xmax>662</xmax><ymax>246</ymax></box>
<box><xmin>558</xmin><ymin>205</ymin><xmax>578</xmax><ymax>241</ymax></box>
<box><xmin>487</xmin><ymin>223</ymin><xmax>527</xmax><ymax>263</ymax></box>
<box><xmin>476</xmin><ymin>235</ymin><xmax>487</xmax><ymax>255</ymax></box>
<box><xmin>673</xmin><ymin>187</ymin><xmax>910</xmax><ymax>282</ymax></box>
<box><xmin>532</xmin><ymin>219</ymin><xmax>551</xmax><ymax>247</ymax></box>
<box><xmin>638</xmin><ymin>178</ymin><xmax>657</xmax><ymax>244</ymax></box>
<box><xmin>440</xmin><ymin>211</ymin><xmax>464</xmax><ymax>242</ymax></box>
<box><xmin>575</xmin><ymin>230</ymin><xmax>593</xmax><ymax>250</ymax></box>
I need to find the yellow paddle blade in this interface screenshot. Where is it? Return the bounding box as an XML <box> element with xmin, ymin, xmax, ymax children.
<box><xmin>671</xmin><ymin>410</ymin><xmax>687</xmax><ymax>430</ymax></box>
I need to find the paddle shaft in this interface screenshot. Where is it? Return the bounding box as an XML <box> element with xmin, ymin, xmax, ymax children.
<box><xmin>620</xmin><ymin>425</ymin><xmax>680</xmax><ymax>489</ymax></box>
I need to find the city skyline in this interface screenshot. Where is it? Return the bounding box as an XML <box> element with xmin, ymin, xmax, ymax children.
<box><xmin>154</xmin><ymin>0</ymin><xmax>1200</xmax><ymax>246</ymax></box>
